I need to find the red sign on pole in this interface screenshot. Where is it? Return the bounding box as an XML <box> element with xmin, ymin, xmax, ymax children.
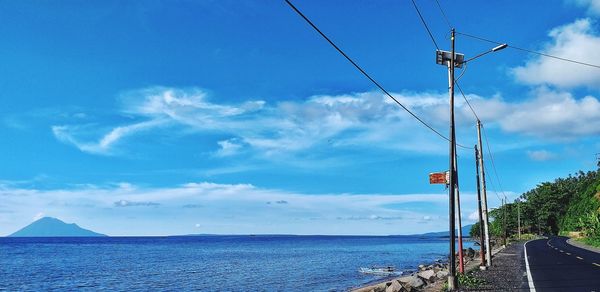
<box><xmin>429</xmin><ymin>171</ymin><xmax>449</xmax><ymax>184</ymax></box>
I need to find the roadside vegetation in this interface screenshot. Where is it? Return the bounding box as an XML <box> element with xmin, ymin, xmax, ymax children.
<box><xmin>471</xmin><ymin>162</ymin><xmax>600</xmax><ymax>247</ymax></box>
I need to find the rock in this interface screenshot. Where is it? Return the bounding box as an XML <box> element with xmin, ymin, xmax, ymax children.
<box><xmin>436</xmin><ymin>270</ymin><xmax>449</xmax><ymax>279</ymax></box>
<box><xmin>418</xmin><ymin>264</ymin><xmax>425</xmax><ymax>270</ymax></box>
<box><xmin>417</xmin><ymin>269</ymin><xmax>436</xmax><ymax>282</ymax></box>
<box><xmin>385</xmin><ymin>280</ymin><xmax>403</xmax><ymax>292</ymax></box>
<box><xmin>467</xmin><ymin>247</ymin><xmax>476</xmax><ymax>258</ymax></box>
<box><xmin>372</xmin><ymin>282</ymin><xmax>388</xmax><ymax>292</ymax></box>
<box><xmin>398</xmin><ymin>275</ymin><xmax>424</xmax><ymax>289</ymax></box>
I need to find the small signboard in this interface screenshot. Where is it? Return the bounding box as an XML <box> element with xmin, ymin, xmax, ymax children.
<box><xmin>429</xmin><ymin>171</ymin><xmax>449</xmax><ymax>184</ymax></box>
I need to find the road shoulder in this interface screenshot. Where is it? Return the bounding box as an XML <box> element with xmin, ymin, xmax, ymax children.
<box><xmin>465</xmin><ymin>241</ymin><xmax>529</xmax><ymax>291</ymax></box>
<box><xmin>566</xmin><ymin>238</ymin><xmax>600</xmax><ymax>254</ymax></box>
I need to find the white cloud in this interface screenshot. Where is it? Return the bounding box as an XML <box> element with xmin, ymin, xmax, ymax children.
<box><xmin>468</xmin><ymin>211</ymin><xmax>479</xmax><ymax>221</ymax></box>
<box><xmin>512</xmin><ymin>18</ymin><xmax>600</xmax><ymax>88</ymax></box>
<box><xmin>52</xmin><ymin>119</ymin><xmax>166</xmax><ymax>155</ymax></box>
<box><xmin>497</xmin><ymin>87</ymin><xmax>600</xmax><ymax>139</ymax></box>
<box><xmin>113</xmin><ymin>200</ymin><xmax>160</xmax><ymax>207</ymax></box>
<box><xmin>215</xmin><ymin>138</ymin><xmax>244</xmax><ymax>157</ymax></box>
<box><xmin>527</xmin><ymin>150</ymin><xmax>557</xmax><ymax>161</ymax></box>
<box><xmin>52</xmin><ymin>86</ymin><xmax>600</xmax><ymax>157</ymax></box>
<box><xmin>33</xmin><ymin>212</ymin><xmax>45</xmax><ymax>221</ymax></box>
<box><xmin>571</xmin><ymin>0</ymin><xmax>600</xmax><ymax>15</ymax></box>
<box><xmin>53</xmin><ymin>87</ymin><xmax>457</xmax><ymax>156</ymax></box>
<box><xmin>0</xmin><ymin>181</ymin><xmax>463</xmax><ymax>236</ymax></box>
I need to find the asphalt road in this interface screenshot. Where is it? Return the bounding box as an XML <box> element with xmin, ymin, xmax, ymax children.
<box><xmin>526</xmin><ymin>236</ymin><xmax>600</xmax><ymax>291</ymax></box>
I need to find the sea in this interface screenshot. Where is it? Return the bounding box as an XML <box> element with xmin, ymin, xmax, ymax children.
<box><xmin>0</xmin><ymin>235</ymin><xmax>473</xmax><ymax>291</ymax></box>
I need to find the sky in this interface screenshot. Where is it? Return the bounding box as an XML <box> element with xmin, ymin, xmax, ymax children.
<box><xmin>1</xmin><ymin>0</ymin><xmax>599</xmax><ymax>236</ymax></box>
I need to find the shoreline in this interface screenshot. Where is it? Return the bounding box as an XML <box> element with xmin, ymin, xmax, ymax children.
<box><xmin>351</xmin><ymin>244</ymin><xmax>506</xmax><ymax>292</ymax></box>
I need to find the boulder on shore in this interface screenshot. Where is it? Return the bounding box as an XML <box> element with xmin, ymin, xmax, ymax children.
<box><xmin>384</xmin><ymin>280</ymin><xmax>403</xmax><ymax>292</ymax></box>
<box><xmin>466</xmin><ymin>247</ymin><xmax>476</xmax><ymax>258</ymax></box>
<box><xmin>417</xmin><ymin>269</ymin><xmax>436</xmax><ymax>283</ymax></box>
<box><xmin>371</xmin><ymin>282</ymin><xmax>389</xmax><ymax>292</ymax></box>
<box><xmin>398</xmin><ymin>275</ymin><xmax>424</xmax><ymax>289</ymax></box>
<box><xmin>436</xmin><ymin>270</ymin><xmax>449</xmax><ymax>279</ymax></box>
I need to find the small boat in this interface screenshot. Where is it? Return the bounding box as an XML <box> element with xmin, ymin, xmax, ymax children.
<box><xmin>359</xmin><ymin>266</ymin><xmax>402</xmax><ymax>276</ymax></box>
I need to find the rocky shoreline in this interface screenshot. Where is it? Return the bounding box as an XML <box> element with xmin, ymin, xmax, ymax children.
<box><xmin>351</xmin><ymin>248</ymin><xmax>480</xmax><ymax>292</ymax></box>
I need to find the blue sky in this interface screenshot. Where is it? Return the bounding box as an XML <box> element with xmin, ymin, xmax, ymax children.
<box><xmin>1</xmin><ymin>0</ymin><xmax>599</xmax><ymax>236</ymax></box>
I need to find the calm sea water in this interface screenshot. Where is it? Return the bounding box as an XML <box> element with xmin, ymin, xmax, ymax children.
<box><xmin>0</xmin><ymin>235</ymin><xmax>473</xmax><ymax>291</ymax></box>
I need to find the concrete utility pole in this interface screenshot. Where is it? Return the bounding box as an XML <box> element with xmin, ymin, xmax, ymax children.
<box><xmin>474</xmin><ymin>145</ymin><xmax>487</xmax><ymax>269</ymax></box>
<box><xmin>518</xmin><ymin>199</ymin><xmax>521</xmax><ymax>240</ymax></box>
<box><xmin>447</xmin><ymin>28</ymin><xmax>458</xmax><ymax>291</ymax></box>
<box><xmin>476</xmin><ymin>120</ymin><xmax>492</xmax><ymax>267</ymax></box>
<box><xmin>455</xmin><ymin>152</ymin><xmax>464</xmax><ymax>274</ymax></box>
<box><xmin>436</xmin><ymin>28</ymin><xmax>467</xmax><ymax>291</ymax></box>
<box><xmin>502</xmin><ymin>197</ymin><xmax>507</xmax><ymax>246</ymax></box>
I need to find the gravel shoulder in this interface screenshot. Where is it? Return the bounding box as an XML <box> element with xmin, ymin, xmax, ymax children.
<box><xmin>464</xmin><ymin>242</ymin><xmax>529</xmax><ymax>291</ymax></box>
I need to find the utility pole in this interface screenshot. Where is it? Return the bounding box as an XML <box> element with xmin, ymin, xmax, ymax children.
<box><xmin>502</xmin><ymin>197</ymin><xmax>507</xmax><ymax>246</ymax></box>
<box><xmin>518</xmin><ymin>199</ymin><xmax>521</xmax><ymax>240</ymax></box>
<box><xmin>447</xmin><ymin>28</ymin><xmax>458</xmax><ymax>291</ymax></box>
<box><xmin>436</xmin><ymin>28</ymin><xmax>465</xmax><ymax>291</ymax></box>
<box><xmin>455</xmin><ymin>152</ymin><xmax>464</xmax><ymax>274</ymax></box>
<box><xmin>476</xmin><ymin>120</ymin><xmax>492</xmax><ymax>267</ymax></box>
<box><xmin>475</xmin><ymin>145</ymin><xmax>486</xmax><ymax>269</ymax></box>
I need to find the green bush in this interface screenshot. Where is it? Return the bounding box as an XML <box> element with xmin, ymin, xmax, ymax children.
<box><xmin>578</xmin><ymin>211</ymin><xmax>600</xmax><ymax>238</ymax></box>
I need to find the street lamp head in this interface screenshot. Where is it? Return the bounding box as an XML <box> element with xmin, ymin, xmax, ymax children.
<box><xmin>461</xmin><ymin>43</ymin><xmax>508</xmax><ymax>64</ymax></box>
<box><xmin>492</xmin><ymin>43</ymin><xmax>508</xmax><ymax>52</ymax></box>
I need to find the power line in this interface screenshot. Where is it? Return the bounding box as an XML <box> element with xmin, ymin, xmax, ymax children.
<box><xmin>483</xmin><ymin>163</ymin><xmax>503</xmax><ymax>202</ymax></box>
<box><xmin>433</xmin><ymin>0</ymin><xmax>452</xmax><ymax>29</ymax></box>
<box><xmin>456</xmin><ymin>31</ymin><xmax>600</xmax><ymax>70</ymax></box>
<box><xmin>410</xmin><ymin>0</ymin><xmax>440</xmax><ymax>50</ymax></box>
<box><xmin>455</xmin><ymin>80</ymin><xmax>480</xmax><ymax>122</ymax></box>
<box><xmin>481</xmin><ymin>124</ymin><xmax>508</xmax><ymax>202</ymax></box>
<box><xmin>285</xmin><ymin>0</ymin><xmax>470</xmax><ymax>149</ymax></box>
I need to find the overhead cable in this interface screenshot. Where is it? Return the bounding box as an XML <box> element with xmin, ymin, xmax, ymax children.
<box><xmin>455</xmin><ymin>80</ymin><xmax>480</xmax><ymax>122</ymax></box>
<box><xmin>410</xmin><ymin>0</ymin><xmax>440</xmax><ymax>50</ymax></box>
<box><xmin>285</xmin><ymin>0</ymin><xmax>470</xmax><ymax>149</ymax></box>
<box><xmin>481</xmin><ymin>124</ymin><xmax>508</xmax><ymax>201</ymax></box>
<box><xmin>433</xmin><ymin>0</ymin><xmax>452</xmax><ymax>29</ymax></box>
<box><xmin>456</xmin><ymin>31</ymin><xmax>600</xmax><ymax>70</ymax></box>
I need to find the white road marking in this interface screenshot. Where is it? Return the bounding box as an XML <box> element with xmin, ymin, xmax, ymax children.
<box><xmin>566</xmin><ymin>252</ymin><xmax>572</xmax><ymax>255</ymax></box>
<box><xmin>593</xmin><ymin>263</ymin><xmax>600</xmax><ymax>267</ymax></box>
<box><xmin>524</xmin><ymin>240</ymin><xmax>537</xmax><ymax>292</ymax></box>
<box><xmin>576</xmin><ymin>256</ymin><xmax>583</xmax><ymax>260</ymax></box>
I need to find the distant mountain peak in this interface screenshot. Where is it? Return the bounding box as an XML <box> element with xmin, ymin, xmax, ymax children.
<box><xmin>9</xmin><ymin>217</ymin><xmax>107</xmax><ymax>237</ymax></box>
<box><xmin>415</xmin><ymin>224</ymin><xmax>473</xmax><ymax>237</ymax></box>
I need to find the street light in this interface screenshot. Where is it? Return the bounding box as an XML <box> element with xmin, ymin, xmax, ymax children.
<box><xmin>435</xmin><ymin>30</ymin><xmax>507</xmax><ymax>291</ymax></box>
<box><xmin>461</xmin><ymin>43</ymin><xmax>508</xmax><ymax>64</ymax></box>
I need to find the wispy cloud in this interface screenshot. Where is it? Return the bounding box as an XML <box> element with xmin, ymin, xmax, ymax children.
<box><xmin>51</xmin><ymin>86</ymin><xmax>600</xmax><ymax>158</ymax></box>
<box><xmin>571</xmin><ymin>0</ymin><xmax>600</xmax><ymax>15</ymax></box>
<box><xmin>527</xmin><ymin>149</ymin><xmax>557</xmax><ymax>161</ymax></box>
<box><xmin>0</xmin><ymin>181</ymin><xmax>471</xmax><ymax>236</ymax></box>
<box><xmin>52</xmin><ymin>119</ymin><xmax>167</xmax><ymax>155</ymax></box>
<box><xmin>215</xmin><ymin>138</ymin><xmax>244</xmax><ymax>157</ymax></box>
<box><xmin>113</xmin><ymin>200</ymin><xmax>160</xmax><ymax>207</ymax></box>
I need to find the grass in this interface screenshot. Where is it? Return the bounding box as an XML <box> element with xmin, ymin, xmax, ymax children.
<box><xmin>509</xmin><ymin>233</ymin><xmax>538</xmax><ymax>241</ymax></box>
<box><xmin>578</xmin><ymin>236</ymin><xmax>600</xmax><ymax>248</ymax></box>
<box><xmin>441</xmin><ymin>272</ymin><xmax>484</xmax><ymax>291</ymax></box>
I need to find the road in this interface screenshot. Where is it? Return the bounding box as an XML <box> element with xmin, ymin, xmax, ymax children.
<box><xmin>526</xmin><ymin>236</ymin><xmax>600</xmax><ymax>291</ymax></box>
